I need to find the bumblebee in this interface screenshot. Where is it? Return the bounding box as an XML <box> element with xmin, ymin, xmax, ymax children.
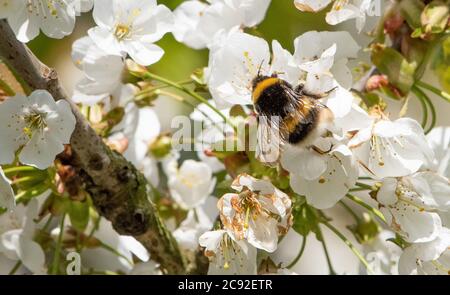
<box><xmin>251</xmin><ymin>74</ymin><xmax>334</xmax><ymax>163</ymax></box>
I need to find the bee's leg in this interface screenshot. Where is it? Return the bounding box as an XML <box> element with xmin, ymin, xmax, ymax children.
<box><xmin>294</xmin><ymin>83</ymin><xmax>305</xmax><ymax>94</ymax></box>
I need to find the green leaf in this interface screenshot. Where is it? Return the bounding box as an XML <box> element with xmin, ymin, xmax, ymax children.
<box><xmin>371</xmin><ymin>44</ymin><xmax>417</xmax><ymax>95</ymax></box>
<box><xmin>67</xmin><ymin>200</ymin><xmax>90</xmax><ymax>232</ymax></box>
<box><xmin>292</xmin><ymin>198</ymin><xmax>320</xmax><ymax>237</ymax></box>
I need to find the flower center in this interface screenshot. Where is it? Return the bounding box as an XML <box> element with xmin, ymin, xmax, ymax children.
<box><xmin>180</xmin><ymin>173</ymin><xmax>202</xmax><ymax>188</ymax></box>
<box><xmin>332</xmin><ymin>0</ymin><xmax>350</xmax><ymax>11</ymax></box>
<box><xmin>238</xmin><ymin>189</ymin><xmax>263</xmax><ymax>229</ymax></box>
<box><xmin>220</xmin><ymin>235</ymin><xmax>242</xmax><ymax>271</ymax></box>
<box><xmin>114</xmin><ymin>23</ymin><xmax>131</xmax><ymax>41</ymax></box>
<box><xmin>26</xmin><ymin>0</ymin><xmax>60</xmax><ymax>17</ymax></box>
<box><xmin>370</xmin><ymin>135</ymin><xmax>385</xmax><ymax>167</ymax></box>
<box><xmin>394</xmin><ymin>181</ymin><xmax>426</xmax><ymax>211</ymax></box>
<box><xmin>23</xmin><ymin>109</ymin><xmax>47</xmax><ymax>137</ymax></box>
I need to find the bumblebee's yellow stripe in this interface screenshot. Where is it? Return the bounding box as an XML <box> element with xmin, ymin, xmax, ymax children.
<box><xmin>252</xmin><ymin>78</ymin><xmax>280</xmax><ymax>103</ymax></box>
<box><xmin>284</xmin><ymin>100</ymin><xmax>313</xmax><ymax>133</ymax></box>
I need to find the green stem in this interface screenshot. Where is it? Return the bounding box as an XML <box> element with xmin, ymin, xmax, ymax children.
<box><xmin>135</xmin><ymin>79</ymin><xmax>193</xmax><ymax>97</ymax></box>
<box><xmin>3</xmin><ymin>166</ymin><xmax>39</xmax><ymax>175</ymax></box>
<box><xmin>355</xmin><ymin>182</ymin><xmax>373</xmax><ymax>191</ymax></box>
<box><xmin>350</xmin><ymin>187</ymin><xmax>370</xmax><ymax>192</ymax></box>
<box><xmin>12</xmin><ymin>176</ymin><xmax>38</xmax><ymax>185</ymax></box>
<box><xmin>322</xmin><ymin>221</ymin><xmax>374</xmax><ymax>275</ymax></box>
<box><xmin>316</xmin><ymin>225</ymin><xmax>336</xmax><ymax>275</ymax></box>
<box><xmin>42</xmin><ymin>215</ymin><xmax>54</xmax><ymax>232</ymax></box>
<box><xmin>286</xmin><ymin>236</ymin><xmax>307</xmax><ymax>269</ymax></box>
<box><xmin>8</xmin><ymin>261</ymin><xmax>22</xmax><ymax>275</ymax></box>
<box><xmin>416</xmin><ymin>81</ymin><xmax>450</xmax><ymax>103</ymax></box>
<box><xmin>412</xmin><ymin>86</ymin><xmax>429</xmax><ymax>129</ymax></box>
<box><xmin>413</xmin><ymin>86</ymin><xmax>436</xmax><ymax>134</ymax></box>
<box><xmin>143</xmin><ymin>72</ymin><xmax>236</xmax><ymax>130</ymax></box>
<box><xmin>15</xmin><ymin>183</ymin><xmax>49</xmax><ymax>203</ymax></box>
<box><xmin>358</xmin><ymin>177</ymin><xmax>372</xmax><ymax>180</ymax></box>
<box><xmin>0</xmin><ymin>77</ymin><xmax>16</xmax><ymax>96</ymax></box>
<box><xmin>346</xmin><ymin>194</ymin><xmax>387</xmax><ymax>225</ymax></box>
<box><xmin>51</xmin><ymin>214</ymin><xmax>66</xmax><ymax>275</ymax></box>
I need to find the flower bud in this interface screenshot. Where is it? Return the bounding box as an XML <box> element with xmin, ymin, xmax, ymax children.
<box><xmin>149</xmin><ymin>134</ymin><xmax>172</xmax><ymax>159</ymax></box>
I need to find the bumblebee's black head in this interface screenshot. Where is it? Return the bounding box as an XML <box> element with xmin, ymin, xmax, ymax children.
<box><xmin>251</xmin><ymin>73</ymin><xmax>278</xmax><ymax>90</ymax></box>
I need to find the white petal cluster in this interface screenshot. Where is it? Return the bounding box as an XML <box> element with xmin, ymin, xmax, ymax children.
<box><xmin>0</xmin><ymin>90</ymin><xmax>76</xmax><ymax>170</ymax></box>
<box><xmin>0</xmin><ymin>0</ymin><xmax>92</xmax><ymax>42</ymax></box>
<box><xmin>72</xmin><ymin>34</ymin><xmax>163</xmax><ymax>187</ymax></box>
<box><xmin>426</xmin><ymin>127</ymin><xmax>450</xmax><ymax>178</ymax></box>
<box><xmin>0</xmin><ymin>168</ymin><xmax>15</xmax><ymax>210</ymax></box>
<box><xmin>88</xmin><ymin>0</ymin><xmax>174</xmax><ymax>66</ymax></box>
<box><xmin>173</xmin><ymin>207</ymin><xmax>214</xmax><ymax>251</ymax></box>
<box><xmin>399</xmin><ymin>228</ymin><xmax>450</xmax><ymax>275</ymax></box>
<box><xmin>282</xmin><ymin>138</ymin><xmax>358</xmax><ymax>209</ymax></box>
<box><xmin>168</xmin><ymin>159</ymin><xmax>216</xmax><ymax>210</ymax></box>
<box><xmin>218</xmin><ymin>174</ymin><xmax>292</xmax><ymax>252</ymax></box>
<box><xmin>376</xmin><ymin>172</ymin><xmax>450</xmax><ymax>243</ymax></box>
<box><xmin>294</xmin><ymin>0</ymin><xmax>378</xmax><ymax>32</ymax></box>
<box><xmin>349</xmin><ymin>116</ymin><xmax>434</xmax><ymax>179</ymax></box>
<box><xmin>72</xmin><ymin>36</ymin><xmax>125</xmax><ymax>106</ymax></box>
<box><xmin>199</xmin><ymin>229</ymin><xmax>257</xmax><ymax>275</ymax></box>
<box><xmin>173</xmin><ymin>0</ymin><xmax>271</xmax><ymax>49</ymax></box>
<box><xmin>0</xmin><ymin>200</ymin><xmax>46</xmax><ymax>274</ymax></box>
<box><xmin>363</xmin><ymin>230</ymin><xmax>402</xmax><ymax>275</ymax></box>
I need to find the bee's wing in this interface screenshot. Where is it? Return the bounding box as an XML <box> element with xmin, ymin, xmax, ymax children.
<box><xmin>256</xmin><ymin>115</ymin><xmax>284</xmax><ymax>165</ymax></box>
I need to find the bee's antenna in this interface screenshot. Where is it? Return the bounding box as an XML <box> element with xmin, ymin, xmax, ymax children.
<box><xmin>257</xmin><ymin>59</ymin><xmax>264</xmax><ymax>77</ymax></box>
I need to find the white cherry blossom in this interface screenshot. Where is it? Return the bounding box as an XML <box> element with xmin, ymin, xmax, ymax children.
<box><xmin>363</xmin><ymin>230</ymin><xmax>402</xmax><ymax>275</ymax></box>
<box><xmin>218</xmin><ymin>174</ymin><xmax>292</xmax><ymax>252</ymax></box>
<box><xmin>0</xmin><ymin>199</ymin><xmax>46</xmax><ymax>274</ymax></box>
<box><xmin>281</xmin><ymin>137</ymin><xmax>358</xmax><ymax>209</ymax></box>
<box><xmin>199</xmin><ymin>229</ymin><xmax>257</xmax><ymax>275</ymax></box>
<box><xmin>88</xmin><ymin>0</ymin><xmax>174</xmax><ymax>66</ymax></box>
<box><xmin>53</xmin><ymin>217</ymin><xmax>149</xmax><ymax>273</ymax></box>
<box><xmin>326</xmin><ymin>0</ymin><xmax>375</xmax><ymax>32</ymax></box>
<box><xmin>173</xmin><ymin>0</ymin><xmax>271</xmax><ymax>50</ymax></box>
<box><xmin>71</xmin><ymin>0</ymin><xmax>93</xmax><ymax>13</ymax></box>
<box><xmin>398</xmin><ymin>227</ymin><xmax>450</xmax><ymax>275</ymax></box>
<box><xmin>376</xmin><ymin>172</ymin><xmax>450</xmax><ymax>243</ymax></box>
<box><xmin>294</xmin><ymin>0</ymin><xmax>378</xmax><ymax>32</ymax></box>
<box><xmin>173</xmin><ymin>206</ymin><xmax>214</xmax><ymax>251</ymax></box>
<box><xmin>294</xmin><ymin>0</ymin><xmax>332</xmax><ymax>12</ymax></box>
<box><xmin>291</xmin><ymin>31</ymin><xmax>360</xmax><ymax>118</ymax></box>
<box><xmin>349</xmin><ymin>116</ymin><xmax>434</xmax><ymax>179</ymax></box>
<box><xmin>0</xmin><ymin>168</ymin><xmax>15</xmax><ymax>210</ymax></box>
<box><xmin>1</xmin><ymin>0</ymin><xmax>78</xmax><ymax>43</ymax></box>
<box><xmin>130</xmin><ymin>261</ymin><xmax>162</xmax><ymax>275</ymax></box>
<box><xmin>168</xmin><ymin>160</ymin><xmax>216</xmax><ymax>210</ymax></box>
<box><xmin>72</xmin><ymin>36</ymin><xmax>125</xmax><ymax>106</ymax></box>
<box><xmin>426</xmin><ymin>127</ymin><xmax>450</xmax><ymax>178</ymax></box>
<box><xmin>0</xmin><ymin>90</ymin><xmax>76</xmax><ymax>169</ymax></box>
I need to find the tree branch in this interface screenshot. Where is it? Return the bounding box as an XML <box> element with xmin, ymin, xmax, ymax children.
<box><xmin>0</xmin><ymin>20</ymin><xmax>187</xmax><ymax>274</ymax></box>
